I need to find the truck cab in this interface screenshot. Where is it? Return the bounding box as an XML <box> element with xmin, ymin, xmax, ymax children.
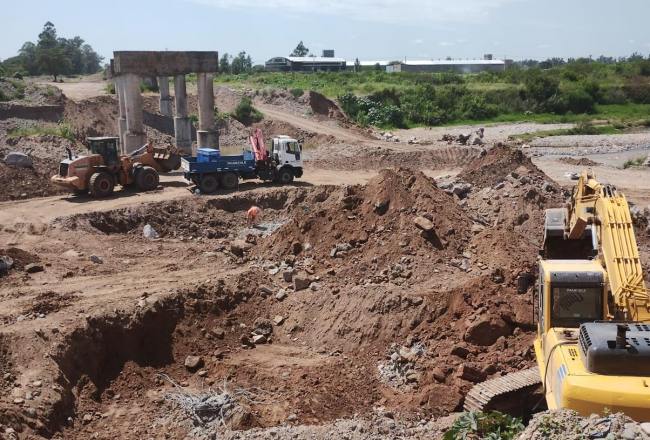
<box><xmin>271</xmin><ymin>136</ymin><xmax>303</xmax><ymax>181</ymax></box>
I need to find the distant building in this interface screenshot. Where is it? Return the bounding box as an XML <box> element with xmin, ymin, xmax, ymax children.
<box><xmin>322</xmin><ymin>50</ymin><xmax>335</xmax><ymax>58</ymax></box>
<box><xmin>386</xmin><ymin>59</ymin><xmax>506</xmax><ymax>74</ymax></box>
<box><xmin>265</xmin><ymin>56</ymin><xmax>346</xmax><ymax>72</ymax></box>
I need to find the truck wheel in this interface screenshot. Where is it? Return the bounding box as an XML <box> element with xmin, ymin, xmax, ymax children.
<box><xmin>279</xmin><ymin>168</ymin><xmax>294</xmax><ymax>184</ymax></box>
<box><xmin>135</xmin><ymin>166</ymin><xmax>159</xmax><ymax>191</ymax></box>
<box><xmin>89</xmin><ymin>172</ymin><xmax>114</xmax><ymax>198</ymax></box>
<box><xmin>199</xmin><ymin>174</ymin><xmax>219</xmax><ymax>193</ymax></box>
<box><xmin>220</xmin><ymin>172</ymin><xmax>238</xmax><ymax>190</ymax></box>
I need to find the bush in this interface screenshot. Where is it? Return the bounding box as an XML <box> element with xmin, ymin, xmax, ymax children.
<box><xmin>460</xmin><ymin>95</ymin><xmax>498</xmax><ymax>120</ymax></box>
<box><xmin>624</xmin><ymin>77</ymin><xmax>650</xmax><ymax>104</ymax></box>
<box><xmin>564</xmin><ymin>88</ymin><xmax>595</xmax><ymax>114</ymax></box>
<box><xmin>289</xmin><ymin>88</ymin><xmax>303</xmax><ymax>98</ymax></box>
<box><xmin>105</xmin><ymin>82</ymin><xmax>115</xmax><ymax>94</ymax></box>
<box><xmin>233</xmin><ymin>96</ymin><xmax>263</xmax><ymax>125</ymax></box>
<box><xmin>623</xmin><ymin>156</ymin><xmax>647</xmax><ymax>168</ymax></box>
<box><xmin>443</xmin><ymin>411</ymin><xmax>524</xmax><ymax>440</ymax></box>
<box><xmin>524</xmin><ymin>73</ymin><xmax>560</xmax><ymax>107</ymax></box>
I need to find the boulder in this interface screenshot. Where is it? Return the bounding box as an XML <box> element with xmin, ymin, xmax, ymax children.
<box><xmin>4</xmin><ymin>152</ymin><xmax>32</xmax><ymax>168</ymax></box>
<box><xmin>413</xmin><ymin>216</ymin><xmax>434</xmax><ymax>232</ymax></box>
<box><xmin>464</xmin><ymin>316</ymin><xmax>512</xmax><ymax>346</ymax></box>
<box><xmin>293</xmin><ymin>275</ymin><xmax>311</xmax><ymax>291</ymax></box>
<box><xmin>184</xmin><ymin>355</ymin><xmax>204</xmax><ymax>371</ymax></box>
<box><xmin>143</xmin><ymin>224</ymin><xmax>159</xmax><ymax>240</ymax></box>
<box><xmin>24</xmin><ymin>263</ymin><xmax>44</xmax><ymax>274</ymax></box>
<box><xmin>230</xmin><ymin>239</ymin><xmax>253</xmax><ymax>257</ymax></box>
<box><xmin>457</xmin><ymin>364</ymin><xmax>486</xmax><ymax>383</ymax></box>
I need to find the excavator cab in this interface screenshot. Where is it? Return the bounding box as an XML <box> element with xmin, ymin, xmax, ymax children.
<box><xmin>87</xmin><ymin>137</ymin><xmax>120</xmax><ymax>169</ymax></box>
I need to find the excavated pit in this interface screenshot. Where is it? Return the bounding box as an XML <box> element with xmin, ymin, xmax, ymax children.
<box><xmin>1</xmin><ymin>147</ymin><xmax>586</xmax><ymax>438</ymax></box>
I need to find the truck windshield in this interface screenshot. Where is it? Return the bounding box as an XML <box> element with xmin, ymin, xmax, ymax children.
<box><xmin>286</xmin><ymin>142</ymin><xmax>301</xmax><ymax>154</ymax></box>
<box><xmin>551</xmin><ymin>285</ymin><xmax>602</xmax><ymax>327</ymax></box>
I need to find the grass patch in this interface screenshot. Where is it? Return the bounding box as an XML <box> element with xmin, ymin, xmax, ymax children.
<box><xmin>623</xmin><ymin>156</ymin><xmax>647</xmax><ymax>168</ymax></box>
<box><xmin>8</xmin><ymin>123</ymin><xmax>75</xmax><ymax>141</ymax></box>
<box><xmin>443</xmin><ymin>411</ymin><xmax>524</xmax><ymax>440</ymax></box>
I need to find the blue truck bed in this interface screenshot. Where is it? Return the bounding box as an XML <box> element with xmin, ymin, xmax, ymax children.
<box><xmin>181</xmin><ymin>154</ymin><xmax>257</xmax><ymax>176</ymax></box>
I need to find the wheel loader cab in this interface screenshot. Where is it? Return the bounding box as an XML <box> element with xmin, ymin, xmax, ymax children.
<box><xmin>87</xmin><ymin>137</ymin><xmax>120</xmax><ymax>170</ymax></box>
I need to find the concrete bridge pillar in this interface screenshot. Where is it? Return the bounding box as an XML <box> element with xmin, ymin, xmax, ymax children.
<box><xmin>158</xmin><ymin>76</ymin><xmax>173</xmax><ymax>117</ymax></box>
<box><xmin>173</xmin><ymin>75</ymin><xmax>192</xmax><ymax>155</ymax></box>
<box><xmin>115</xmin><ymin>76</ymin><xmax>127</xmax><ymax>153</ymax></box>
<box><xmin>123</xmin><ymin>73</ymin><xmax>145</xmax><ymax>154</ymax></box>
<box><xmin>196</xmin><ymin>72</ymin><xmax>218</xmax><ymax>149</ymax></box>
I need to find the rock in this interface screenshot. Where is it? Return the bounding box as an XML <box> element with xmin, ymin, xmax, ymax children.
<box><xmin>452</xmin><ymin>183</ymin><xmax>472</xmax><ymax>199</ymax></box>
<box><xmin>13</xmin><ymin>398</ymin><xmax>24</xmax><ymax>405</ymax></box>
<box><xmin>82</xmin><ymin>414</ymin><xmax>93</xmax><ymax>423</ymax></box>
<box><xmin>494</xmin><ymin>181</ymin><xmax>505</xmax><ymax>190</ymax></box>
<box><xmin>230</xmin><ymin>239</ymin><xmax>253</xmax><ymax>257</ymax></box>
<box><xmin>240</xmin><ymin>335</ymin><xmax>254</xmax><ymax>347</ymax></box>
<box><xmin>413</xmin><ymin>216</ymin><xmax>434</xmax><ymax>232</ymax></box>
<box><xmin>282</xmin><ymin>270</ymin><xmax>294</xmax><ymax>282</ymax></box>
<box><xmin>273</xmin><ymin>315</ymin><xmax>285</xmax><ymax>326</ymax></box>
<box><xmin>211</xmin><ymin>327</ymin><xmax>225</xmax><ymax>339</ymax></box>
<box><xmin>0</xmin><ymin>256</ymin><xmax>13</xmax><ymax>276</ymax></box>
<box><xmin>4</xmin><ymin>152</ymin><xmax>32</xmax><ymax>168</ymax></box>
<box><xmin>184</xmin><ymin>355</ymin><xmax>204</xmax><ymax>371</ymax></box>
<box><xmin>89</xmin><ymin>255</ymin><xmax>103</xmax><ymax>264</ymax></box>
<box><xmin>432</xmin><ymin>368</ymin><xmax>447</xmax><ymax>382</ymax></box>
<box><xmin>464</xmin><ymin>317</ymin><xmax>512</xmax><ymax>346</ymax></box>
<box><xmin>253</xmin><ymin>318</ymin><xmax>273</xmax><ymax>336</ymax></box>
<box><xmin>640</xmin><ymin>422</ymin><xmax>650</xmax><ymax>435</ymax></box>
<box><xmin>542</xmin><ymin>181</ymin><xmax>556</xmax><ymax>193</ymax></box>
<box><xmin>293</xmin><ymin>276</ymin><xmax>311</xmax><ymax>291</ymax></box>
<box><xmin>252</xmin><ymin>334</ymin><xmax>267</xmax><ymax>344</ymax></box>
<box><xmin>259</xmin><ymin>285</ymin><xmax>273</xmax><ymax>297</ymax></box>
<box><xmin>275</xmin><ymin>290</ymin><xmax>287</xmax><ymax>301</ymax></box>
<box><xmin>287</xmin><ymin>414</ymin><xmax>298</xmax><ymax>422</ymax></box>
<box><xmin>62</xmin><ymin>249</ymin><xmax>81</xmax><ymax>259</ymax></box>
<box><xmin>621</xmin><ymin>424</ymin><xmax>637</xmax><ymax>440</ymax></box>
<box><xmin>24</xmin><ymin>263</ymin><xmax>44</xmax><ymax>274</ymax></box>
<box><xmin>457</xmin><ymin>364</ymin><xmax>486</xmax><ymax>383</ymax></box>
<box><xmin>373</xmin><ymin>199</ymin><xmax>390</xmax><ymax>215</ymax></box>
<box><xmin>143</xmin><ymin>224</ymin><xmax>159</xmax><ymax>240</ymax></box>
<box><xmin>291</xmin><ymin>241</ymin><xmax>302</xmax><ymax>255</ymax></box>
<box><xmin>450</xmin><ymin>345</ymin><xmax>470</xmax><ymax>359</ymax></box>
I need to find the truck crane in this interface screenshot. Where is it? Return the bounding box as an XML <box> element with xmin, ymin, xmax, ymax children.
<box><xmin>465</xmin><ymin>170</ymin><xmax>650</xmax><ymax>421</ymax></box>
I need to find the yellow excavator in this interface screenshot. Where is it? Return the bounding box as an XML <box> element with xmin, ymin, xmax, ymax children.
<box><xmin>465</xmin><ymin>170</ymin><xmax>650</xmax><ymax>421</ymax></box>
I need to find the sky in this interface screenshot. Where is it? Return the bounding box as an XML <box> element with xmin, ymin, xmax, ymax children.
<box><xmin>1</xmin><ymin>0</ymin><xmax>649</xmax><ymax>64</ymax></box>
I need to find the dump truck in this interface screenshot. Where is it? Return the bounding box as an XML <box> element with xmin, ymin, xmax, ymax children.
<box><xmin>465</xmin><ymin>170</ymin><xmax>650</xmax><ymax>421</ymax></box>
<box><xmin>51</xmin><ymin>137</ymin><xmax>181</xmax><ymax>197</ymax></box>
<box><xmin>182</xmin><ymin>128</ymin><xmax>303</xmax><ymax>193</ymax></box>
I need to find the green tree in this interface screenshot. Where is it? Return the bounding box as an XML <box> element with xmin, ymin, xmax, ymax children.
<box><xmin>219</xmin><ymin>53</ymin><xmax>231</xmax><ymax>74</ymax></box>
<box><xmin>231</xmin><ymin>51</ymin><xmax>252</xmax><ymax>74</ymax></box>
<box><xmin>290</xmin><ymin>41</ymin><xmax>309</xmax><ymax>57</ymax></box>
<box><xmin>80</xmin><ymin>44</ymin><xmax>102</xmax><ymax>73</ymax></box>
<box><xmin>36</xmin><ymin>22</ymin><xmax>70</xmax><ymax>80</ymax></box>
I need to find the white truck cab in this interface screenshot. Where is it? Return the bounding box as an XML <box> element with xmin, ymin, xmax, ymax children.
<box><xmin>271</xmin><ymin>136</ymin><xmax>303</xmax><ymax>183</ymax></box>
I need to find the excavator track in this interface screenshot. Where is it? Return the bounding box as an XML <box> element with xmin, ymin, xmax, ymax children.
<box><xmin>464</xmin><ymin>367</ymin><xmax>541</xmax><ymax>412</ymax></box>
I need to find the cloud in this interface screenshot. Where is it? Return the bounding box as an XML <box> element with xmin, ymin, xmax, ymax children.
<box><xmin>412</xmin><ymin>39</ymin><xmax>424</xmax><ymax>45</ymax></box>
<box><xmin>188</xmin><ymin>0</ymin><xmax>521</xmax><ymax>25</ymax></box>
<box><xmin>439</xmin><ymin>41</ymin><xmax>454</xmax><ymax>47</ymax></box>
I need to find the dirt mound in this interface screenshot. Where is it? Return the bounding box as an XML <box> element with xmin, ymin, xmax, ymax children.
<box><xmin>308</xmin><ymin>91</ymin><xmax>346</xmax><ymax>121</ymax></box>
<box><xmin>0</xmin><ymin>247</ymin><xmax>40</xmax><ymax>270</ymax></box>
<box><xmin>458</xmin><ymin>145</ymin><xmax>547</xmax><ymax>188</ymax></box>
<box><xmin>64</xmin><ymin>95</ymin><xmax>118</xmax><ymax>139</ymax></box>
<box><xmin>516</xmin><ymin>410</ymin><xmax>641</xmax><ymax>440</ymax></box>
<box><xmin>0</xmin><ymin>158</ymin><xmax>65</xmax><ymax>201</ymax></box>
<box><xmin>558</xmin><ymin>156</ymin><xmax>601</xmax><ymax>166</ymax></box>
<box><xmin>263</xmin><ymin>168</ymin><xmax>471</xmax><ymax>265</ymax></box>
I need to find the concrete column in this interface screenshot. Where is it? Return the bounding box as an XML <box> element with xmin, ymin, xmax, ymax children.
<box><xmin>123</xmin><ymin>73</ymin><xmax>145</xmax><ymax>154</ymax></box>
<box><xmin>173</xmin><ymin>75</ymin><xmax>192</xmax><ymax>155</ymax></box>
<box><xmin>158</xmin><ymin>76</ymin><xmax>173</xmax><ymax>117</ymax></box>
<box><xmin>115</xmin><ymin>76</ymin><xmax>127</xmax><ymax>153</ymax></box>
<box><xmin>196</xmin><ymin>72</ymin><xmax>219</xmax><ymax>149</ymax></box>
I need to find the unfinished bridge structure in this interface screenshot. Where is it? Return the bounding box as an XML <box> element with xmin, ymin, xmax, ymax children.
<box><xmin>111</xmin><ymin>51</ymin><xmax>219</xmax><ymax>155</ymax></box>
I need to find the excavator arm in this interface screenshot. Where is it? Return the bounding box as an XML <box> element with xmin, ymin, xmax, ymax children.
<box><xmin>567</xmin><ymin>171</ymin><xmax>650</xmax><ymax>321</ymax></box>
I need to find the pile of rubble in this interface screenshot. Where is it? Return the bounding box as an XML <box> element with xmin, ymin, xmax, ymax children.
<box><xmin>517</xmin><ymin>410</ymin><xmax>650</xmax><ymax>440</ymax></box>
<box><xmin>377</xmin><ymin>341</ymin><xmax>425</xmax><ymax>389</ymax></box>
<box><xmin>441</xmin><ymin>128</ymin><xmax>485</xmax><ymax>146</ymax></box>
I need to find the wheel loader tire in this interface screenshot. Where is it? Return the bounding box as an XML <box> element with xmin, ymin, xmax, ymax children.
<box><xmin>89</xmin><ymin>172</ymin><xmax>114</xmax><ymax>198</ymax></box>
<box><xmin>199</xmin><ymin>174</ymin><xmax>219</xmax><ymax>194</ymax></box>
<box><xmin>278</xmin><ymin>168</ymin><xmax>294</xmax><ymax>185</ymax></box>
<box><xmin>135</xmin><ymin>166</ymin><xmax>159</xmax><ymax>192</ymax></box>
<box><xmin>220</xmin><ymin>172</ymin><xmax>238</xmax><ymax>190</ymax></box>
